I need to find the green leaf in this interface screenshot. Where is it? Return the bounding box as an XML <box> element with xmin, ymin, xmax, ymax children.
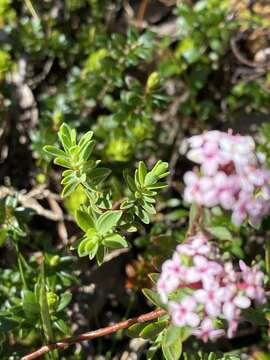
<box><xmin>96</xmin><ymin>210</ymin><xmax>122</xmax><ymax>235</ymax></box>
<box><xmin>43</xmin><ymin>145</ymin><xmax>67</xmax><ymax>158</ymax></box>
<box><xmin>143</xmin><ymin>196</ymin><xmax>156</xmax><ymax>203</ymax></box>
<box><xmin>76</xmin><ymin>210</ymin><xmax>95</xmax><ymax>232</ymax></box>
<box><xmin>148</xmin><ymin>273</ymin><xmax>159</xmax><ymax>284</ymax></box>
<box><xmin>63</xmin><ymin>169</ymin><xmax>73</xmax><ymax>177</ymax></box>
<box><xmin>79</xmin><ymin>140</ymin><xmax>95</xmax><ymax>161</ymax></box>
<box><xmin>87</xmin><ymin>167</ymin><xmax>111</xmax><ymax>186</ymax></box>
<box><xmin>61</xmin><ymin>174</ymin><xmax>76</xmax><ymax>185</ymax></box>
<box><xmin>54</xmin><ymin>157</ymin><xmax>71</xmax><ymax>169</ymax></box>
<box><xmin>123</xmin><ymin>169</ymin><xmax>137</xmax><ymax>192</ymax></box>
<box><xmin>167</xmin><ymin>209</ymin><xmax>189</xmax><ymax>222</ymax></box>
<box><xmin>139</xmin><ymin>320</ymin><xmax>167</xmax><ymax>339</ymax></box>
<box><xmin>242</xmin><ymin>308</ymin><xmax>268</xmax><ymax>326</ymax></box>
<box><xmin>147</xmin><ymin>182</ymin><xmax>168</xmax><ymax>190</ymax></box>
<box><xmin>164</xmin><ymin>325</ymin><xmax>183</xmax><ymax>346</ymax></box>
<box><xmin>62</xmin><ymin>181</ymin><xmax>80</xmax><ymax>197</ymax></box>
<box><xmin>54</xmin><ymin>318</ymin><xmax>70</xmax><ymax>334</ymax></box>
<box><xmin>39</xmin><ymin>264</ymin><xmax>54</xmax><ymax>343</ymax></box>
<box><xmin>138</xmin><ymin>161</ymin><xmax>147</xmax><ymax>185</ymax></box>
<box><xmin>58</xmin><ymin>123</ymin><xmax>74</xmax><ymax>151</ymax></box>
<box><xmin>127</xmin><ymin>323</ymin><xmax>147</xmax><ymax>338</ymax></box>
<box><xmin>144</xmin><ymin>172</ymin><xmax>159</xmax><ymax>187</ymax></box>
<box><xmin>23</xmin><ymin>290</ymin><xmax>40</xmax><ymax>320</ymax></box>
<box><xmin>152</xmin><ymin>161</ymin><xmax>169</xmax><ymax>178</ymax></box>
<box><xmin>135</xmin><ymin>207</ymin><xmax>150</xmax><ymax>224</ymax></box>
<box><xmin>57</xmin><ymin>292</ymin><xmax>72</xmax><ymax>312</ymax></box>
<box><xmin>81</xmin><ymin>160</ymin><xmax>96</xmax><ymax>173</ymax></box>
<box><xmin>88</xmin><ymin>242</ymin><xmax>99</xmax><ymax>259</ymax></box>
<box><xmin>206</xmin><ymin>226</ymin><xmax>232</xmax><ymax>240</ymax></box>
<box><xmin>142</xmin><ymin>288</ymin><xmax>165</xmax><ymax>309</ymax></box>
<box><xmin>141</xmin><ymin>201</ymin><xmax>156</xmax><ymax>215</ymax></box>
<box><xmin>0</xmin><ymin>228</ymin><xmax>7</xmax><ymax>246</ymax></box>
<box><xmin>102</xmin><ymin>233</ymin><xmax>128</xmax><ymax>249</ymax></box>
<box><xmin>120</xmin><ymin>200</ymin><xmax>134</xmax><ymax>210</ymax></box>
<box><xmin>78</xmin><ymin>130</ymin><xmax>94</xmax><ymax>147</ymax></box>
<box><xmin>69</xmin><ymin>145</ymin><xmax>80</xmax><ymax>158</ymax></box>
<box><xmin>96</xmin><ymin>245</ymin><xmax>105</xmax><ymax>265</ymax></box>
<box><xmin>161</xmin><ymin>328</ymin><xmax>182</xmax><ymax>360</ymax></box>
<box><xmin>78</xmin><ymin>237</ymin><xmax>97</xmax><ymax>257</ymax></box>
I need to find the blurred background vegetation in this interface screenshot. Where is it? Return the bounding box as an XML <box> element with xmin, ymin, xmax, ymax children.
<box><xmin>1</xmin><ymin>0</ymin><xmax>270</xmax><ymax>359</ymax></box>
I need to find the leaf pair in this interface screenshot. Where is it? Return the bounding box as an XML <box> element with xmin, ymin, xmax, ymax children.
<box><xmin>76</xmin><ymin>209</ymin><xmax>127</xmax><ymax>263</ymax></box>
<box><xmin>122</xmin><ymin>160</ymin><xmax>169</xmax><ymax>224</ymax></box>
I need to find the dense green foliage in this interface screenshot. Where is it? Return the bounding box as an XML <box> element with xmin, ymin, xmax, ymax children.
<box><xmin>1</xmin><ymin>0</ymin><xmax>270</xmax><ymax>359</ymax></box>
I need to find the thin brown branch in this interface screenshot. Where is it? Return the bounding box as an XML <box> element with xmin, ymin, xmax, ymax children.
<box><xmin>21</xmin><ymin>308</ymin><xmax>166</xmax><ymax>360</ymax></box>
<box><xmin>136</xmin><ymin>0</ymin><xmax>150</xmax><ymax>27</ymax></box>
<box><xmin>230</xmin><ymin>35</ymin><xmax>270</xmax><ymax>69</ymax></box>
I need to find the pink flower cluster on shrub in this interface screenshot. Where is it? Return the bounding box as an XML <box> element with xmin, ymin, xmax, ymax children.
<box><xmin>183</xmin><ymin>131</ymin><xmax>270</xmax><ymax>226</ymax></box>
<box><xmin>157</xmin><ymin>233</ymin><xmax>266</xmax><ymax>342</ymax></box>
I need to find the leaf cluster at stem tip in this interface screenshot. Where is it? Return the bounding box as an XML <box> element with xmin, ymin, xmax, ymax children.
<box><xmin>44</xmin><ymin>123</ymin><xmax>169</xmax><ymax>264</ymax></box>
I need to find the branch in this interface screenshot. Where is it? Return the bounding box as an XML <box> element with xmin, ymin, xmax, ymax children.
<box><xmin>136</xmin><ymin>0</ymin><xmax>150</xmax><ymax>28</ymax></box>
<box><xmin>230</xmin><ymin>35</ymin><xmax>270</xmax><ymax>69</ymax></box>
<box><xmin>22</xmin><ymin>308</ymin><xmax>166</xmax><ymax>360</ymax></box>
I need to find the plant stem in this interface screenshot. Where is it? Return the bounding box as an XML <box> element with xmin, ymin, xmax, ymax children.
<box><xmin>14</xmin><ymin>243</ymin><xmax>28</xmax><ymax>289</ymax></box>
<box><xmin>24</xmin><ymin>0</ymin><xmax>39</xmax><ymax>20</ymax></box>
<box><xmin>21</xmin><ymin>308</ymin><xmax>166</xmax><ymax>360</ymax></box>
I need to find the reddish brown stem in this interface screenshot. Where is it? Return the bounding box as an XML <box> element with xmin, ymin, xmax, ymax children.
<box><xmin>137</xmin><ymin>0</ymin><xmax>150</xmax><ymax>27</ymax></box>
<box><xmin>22</xmin><ymin>308</ymin><xmax>166</xmax><ymax>360</ymax></box>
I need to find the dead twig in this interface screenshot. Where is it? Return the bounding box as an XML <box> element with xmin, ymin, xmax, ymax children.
<box><xmin>0</xmin><ymin>186</ymin><xmax>72</xmax><ymax>222</ymax></box>
<box><xmin>230</xmin><ymin>35</ymin><xmax>270</xmax><ymax>69</ymax></box>
<box><xmin>47</xmin><ymin>195</ymin><xmax>68</xmax><ymax>245</ymax></box>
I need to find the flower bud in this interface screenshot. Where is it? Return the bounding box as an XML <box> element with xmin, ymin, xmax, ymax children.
<box><xmin>49</xmin><ymin>255</ymin><xmax>60</xmax><ymax>267</ymax></box>
<box><xmin>47</xmin><ymin>292</ymin><xmax>59</xmax><ymax>313</ymax></box>
<box><xmin>146</xmin><ymin>72</ymin><xmax>160</xmax><ymax>92</ymax></box>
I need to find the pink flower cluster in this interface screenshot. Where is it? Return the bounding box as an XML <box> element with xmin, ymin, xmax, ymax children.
<box><xmin>183</xmin><ymin>130</ymin><xmax>270</xmax><ymax>226</ymax></box>
<box><xmin>157</xmin><ymin>233</ymin><xmax>266</xmax><ymax>342</ymax></box>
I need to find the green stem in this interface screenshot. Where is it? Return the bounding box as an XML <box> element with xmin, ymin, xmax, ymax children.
<box><xmin>40</xmin><ymin>263</ymin><xmax>58</xmax><ymax>360</ymax></box>
<box><xmin>14</xmin><ymin>243</ymin><xmax>28</xmax><ymax>289</ymax></box>
<box><xmin>23</xmin><ymin>0</ymin><xmax>39</xmax><ymax>20</ymax></box>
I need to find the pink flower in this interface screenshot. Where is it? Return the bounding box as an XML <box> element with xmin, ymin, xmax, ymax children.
<box><xmin>183</xmin><ymin>130</ymin><xmax>270</xmax><ymax>227</ymax></box>
<box><xmin>233</xmin><ymin>295</ymin><xmax>251</xmax><ymax>309</ymax></box>
<box><xmin>157</xmin><ymin>253</ymin><xmax>183</xmax><ymax>302</ymax></box>
<box><xmin>200</xmin><ymin>177</ymin><xmax>219</xmax><ymax>207</ymax></box>
<box><xmin>188</xmin><ymin>134</ymin><xmax>204</xmax><ymax>148</ymax></box>
<box><xmin>247</xmin><ymin>197</ymin><xmax>270</xmax><ymax>227</ymax></box>
<box><xmin>170</xmin><ymin>296</ymin><xmax>200</xmax><ymax>328</ymax></box>
<box><xmin>194</xmin><ymin>280</ymin><xmax>224</xmax><ymax>317</ymax></box>
<box><xmin>193</xmin><ymin>318</ymin><xmax>225</xmax><ymax>342</ymax></box>
<box><xmin>162</xmin><ymin>253</ymin><xmax>182</xmax><ymax>276</ymax></box>
<box><xmin>177</xmin><ymin>232</ymin><xmax>211</xmax><ymax>257</ymax></box>
<box><xmin>183</xmin><ymin>171</ymin><xmax>203</xmax><ymax>204</ymax></box>
<box><xmin>189</xmin><ymin>256</ymin><xmax>223</xmax><ymax>284</ymax></box>
<box><xmin>219</xmin><ymin>134</ymin><xmax>256</xmax><ymax>169</ymax></box>
<box><xmin>222</xmin><ymin>302</ymin><xmax>241</xmax><ymax>338</ymax></box>
<box><xmin>214</xmin><ymin>172</ymin><xmax>239</xmax><ymax>210</ymax></box>
<box><xmin>239</xmin><ymin>261</ymin><xmax>266</xmax><ymax>303</ymax></box>
<box><xmin>157</xmin><ymin>234</ymin><xmax>267</xmax><ymax>342</ymax></box>
<box><xmin>231</xmin><ymin>191</ymin><xmax>251</xmax><ymax>226</ymax></box>
<box><xmin>188</xmin><ymin>141</ymin><xmax>224</xmax><ymax>175</ymax></box>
